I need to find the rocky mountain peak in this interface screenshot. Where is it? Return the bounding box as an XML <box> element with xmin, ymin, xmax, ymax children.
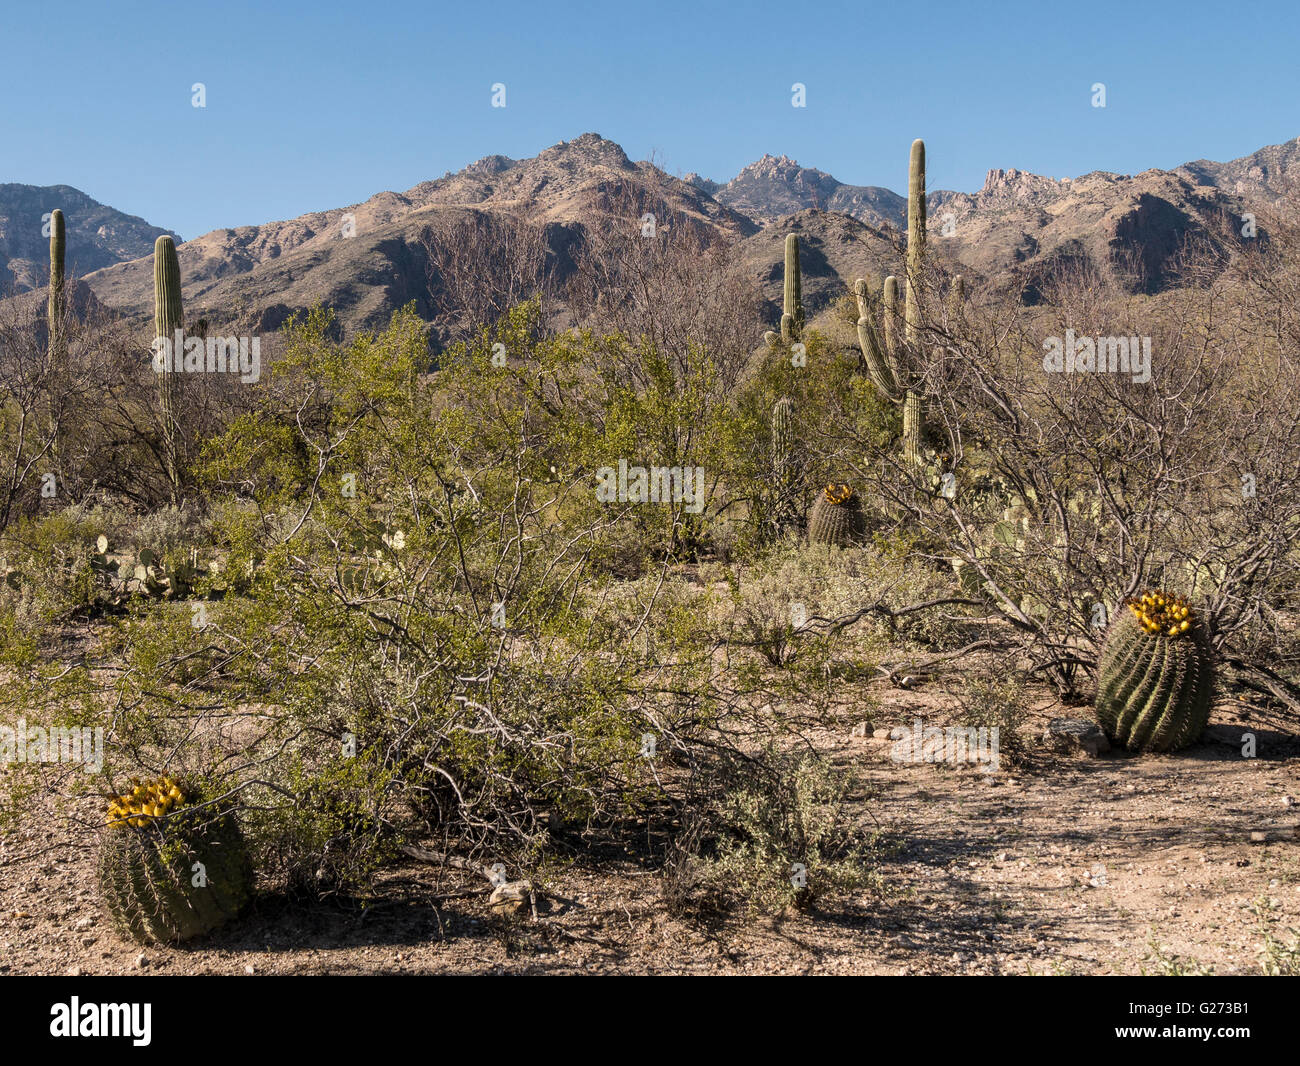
<box><xmin>977</xmin><ymin>167</ymin><xmax>1066</xmax><ymax>203</ymax></box>
<box><xmin>542</xmin><ymin>132</ymin><xmax>633</xmax><ymax>170</ymax></box>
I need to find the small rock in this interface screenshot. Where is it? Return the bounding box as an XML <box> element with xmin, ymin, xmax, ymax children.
<box><xmin>74</xmin><ymin>916</ymin><xmax>95</xmax><ymax>931</ymax></box>
<box><xmin>1283</xmin><ymin>796</ymin><xmax>1295</xmax><ymax>808</ymax></box>
<box><xmin>489</xmin><ymin>880</ymin><xmax>533</xmax><ymax>914</ymax></box>
<box><xmin>1249</xmin><ymin>831</ymin><xmax>1269</xmax><ymax>843</ymax></box>
<box><xmin>66</xmin><ymin>966</ymin><xmax>81</xmax><ymax>976</ymax></box>
<box><xmin>134</xmin><ymin>953</ymin><xmax>149</xmax><ymax>970</ymax></box>
<box><xmin>872</xmin><ymin>727</ymin><xmax>893</xmax><ymax>740</ymax></box>
<box><xmin>244</xmin><ymin>964</ymin><xmax>255</xmax><ymax>975</ymax></box>
<box><xmin>1043</xmin><ymin>718</ymin><xmax>1110</xmax><ymax>757</ymax></box>
<box><xmin>80</xmin><ymin>936</ymin><xmax>96</xmax><ymax>948</ymax></box>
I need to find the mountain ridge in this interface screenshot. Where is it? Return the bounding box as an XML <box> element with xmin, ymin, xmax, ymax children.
<box><xmin>6</xmin><ymin>131</ymin><xmax>1295</xmax><ymax>334</ymax></box>
<box><xmin>0</xmin><ymin>184</ymin><xmax>176</xmax><ymax>292</ymax></box>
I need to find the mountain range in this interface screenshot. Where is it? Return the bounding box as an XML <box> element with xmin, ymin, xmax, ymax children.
<box><xmin>0</xmin><ymin>184</ymin><xmax>175</xmax><ymax>292</ymax></box>
<box><xmin>4</xmin><ymin>132</ymin><xmax>1296</xmax><ymax>338</ymax></box>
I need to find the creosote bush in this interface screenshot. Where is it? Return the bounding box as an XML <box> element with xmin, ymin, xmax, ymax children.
<box><xmin>665</xmin><ymin>747</ymin><xmax>884</xmax><ymax>917</ymax></box>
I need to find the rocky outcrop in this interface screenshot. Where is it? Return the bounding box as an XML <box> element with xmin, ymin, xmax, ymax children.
<box><xmin>0</xmin><ymin>183</ymin><xmax>175</xmax><ymax>291</ymax></box>
<box><xmin>706</xmin><ymin>154</ymin><xmax>906</xmax><ymax>231</ymax></box>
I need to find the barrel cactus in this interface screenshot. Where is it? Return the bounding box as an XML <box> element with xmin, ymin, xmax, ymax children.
<box><xmin>1094</xmin><ymin>590</ymin><xmax>1215</xmax><ymax>752</ymax></box>
<box><xmin>808</xmin><ymin>483</ymin><xmax>866</xmax><ymax>547</ymax></box>
<box><xmin>98</xmin><ymin>775</ymin><xmax>252</xmax><ymax>944</ymax></box>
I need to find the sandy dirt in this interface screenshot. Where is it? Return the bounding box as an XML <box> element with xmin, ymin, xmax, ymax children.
<box><xmin>3</xmin><ymin>685</ymin><xmax>1296</xmax><ymax>976</ymax></box>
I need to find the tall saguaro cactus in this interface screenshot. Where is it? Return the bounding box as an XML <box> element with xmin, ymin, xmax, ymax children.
<box><xmin>766</xmin><ymin>232</ymin><xmax>805</xmax><ymax>349</ymax></box>
<box><xmin>783</xmin><ymin>233</ymin><xmax>803</xmax><ymax>341</ymax></box>
<box><xmin>901</xmin><ymin>139</ymin><xmax>926</xmax><ymax>467</ymax></box>
<box><xmin>47</xmin><ymin>209</ymin><xmax>65</xmax><ymax>351</ymax></box>
<box><xmin>762</xmin><ymin>234</ymin><xmax>807</xmax><ymax>528</ymax></box>
<box><xmin>46</xmin><ymin>209</ymin><xmax>67</xmax><ymax>470</ymax></box>
<box><xmin>153</xmin><ymin>235</ymin><xmax>183</xmax><ymax>503</ymax></box>
<box><xmin>854</xmin><ymin>139</ymin><xmax>930</xmax><ymax>468</ymax></box>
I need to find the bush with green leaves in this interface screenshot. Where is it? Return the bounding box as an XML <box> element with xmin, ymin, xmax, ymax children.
<box><xmin>953</xmin><ymin>672</ymin><xmax>1032</xmax><ymax>766</ymax></box>
<box><xmin>666</xmin><ymin>746</ymin><xmax>884</xmax><ymax>916</ymax></box>
<box><xmin>72</xmin><ymin>305</ymin><xmax>808</xmax><ymax>895</ymax></box>
<box><xmin>0</xmin><ymin>511</ymin><xmax>105</xmax><ymax>621</ymax></box>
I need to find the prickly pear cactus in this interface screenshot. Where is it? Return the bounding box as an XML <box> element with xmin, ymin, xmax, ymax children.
<box><xmin>98</xmin><ymin>775</ymin><xmax>252</xmax><ymax>944</ymax></box>
<box><xmin>1094</xmin><ymin>590</ymin><xmax>1215</xmax><ymax>753</ymax></box>
<box><xmin>808</xmin><ymin>483</ymin><xmax>866</xmax><ymax>547</ymax></box>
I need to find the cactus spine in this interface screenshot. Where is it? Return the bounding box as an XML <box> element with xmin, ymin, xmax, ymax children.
<box><xmin>1094</xmin><ymin>591</ymin><xmax>1216</xmax><ymax>752</ymax></box>
<box><xmin>153</xmin><ymin>236</ymin><xmax>182</xmax><ymax>504</ymax></box>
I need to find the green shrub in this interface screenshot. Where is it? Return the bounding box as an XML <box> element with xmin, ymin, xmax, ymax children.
<box><xmin>667</xmin><ymin>747</ymin><xmax>884</xmax><ymax>916</ymax></box>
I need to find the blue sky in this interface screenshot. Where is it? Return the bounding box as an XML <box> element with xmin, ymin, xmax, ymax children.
<box><xmin>4</xmin><ymin>0</ymin><xmax>1297</xmax><ymax>239</ymax></box>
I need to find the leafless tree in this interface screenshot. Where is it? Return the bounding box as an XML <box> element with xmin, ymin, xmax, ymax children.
<box><xmin>419</xmin><ymin>208</ymin><xmax>555</xmax><ymax>345</ymax></box>
<box><xmin>819</xmin><ymin>241</ymin><xmax>1300</xmax><ymax>704</ymax></box>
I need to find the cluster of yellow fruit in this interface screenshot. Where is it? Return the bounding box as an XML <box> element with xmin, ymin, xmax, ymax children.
<box><xmin>824</xmin><ymin>483</ymin><xmax>856</xmax><ymax>506</ymax></box>
<box><xmin>105</xmin><ymin>775</ymin><xmax>186</xmax><ymax>828</ymax></box>
<box><xmin>1125</xmin><ymin>590</ymin><xmax>1195</xmax><ymax>637</ymax></box>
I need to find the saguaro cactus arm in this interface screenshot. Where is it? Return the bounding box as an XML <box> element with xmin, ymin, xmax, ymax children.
<box><xmin>855</xmin><ymin>277</ymin><xmax>899</xmax><ymax>398</ymax></box>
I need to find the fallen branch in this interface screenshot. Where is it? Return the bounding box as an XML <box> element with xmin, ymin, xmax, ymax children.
<box><xmin>399</xmin><ymin>843</ymin><xmax>498</xmax><ymax>885</ymax></box>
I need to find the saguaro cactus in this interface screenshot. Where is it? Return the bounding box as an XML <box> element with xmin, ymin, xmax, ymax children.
<box><xmin>153</xmin><ymin>236</ymin><xmax>182</xmax><ymax>503</ymax></box>
<box><xmin>854</xmin><ymin>140</ymin><xmax>930</xmax><ymax>468</ymax></box>
<box><xmin>765</xmin><ymin>237</ymin><xmax>806</xmax><ymax>524</ymax></box>
<box><xmin>1094</xmin><ymin>590</ymin><xmax>1216</xmax><ymax>752</ymax></box>
<box><xmin>46</xmin><ymin>209</ymin><xmax>66</xmax><ymax>468</ymax></box>
<box><xmin>47</xmin><ymin>208</ymin><xmax>65</xmax><ymax>349</ymax></box>
<box><xmin>783</xmin><ymin>233</ymin><xmax>803</xmax><ymax>340</ymax></box>
<box><xmin>901</xmin><ymin>139</ymin><xmax>926</xmax><ymax>466</ymax></box>
<box><xmin>856</xmin><ymin>273</ymin><xmax>923</xmax><ymax>466</ymax></box>
<box><xmin>771</xmin><ymin>397</ymin><xmax>797</xmax><ymax>526</ymax></box>
<box><xmin>766</xmin><ymin>232</ymin><xmax>805</xmax><ymax>349</ymax></box>
<box><xmin>904</xmin><ymin>139</ymin><xmax>926</xmax><ymax>344</ymax></box>
<box><xmin>772</xmin><ymin>397</ymin><xmax>795</xmax><ymax>474</ymax></box>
